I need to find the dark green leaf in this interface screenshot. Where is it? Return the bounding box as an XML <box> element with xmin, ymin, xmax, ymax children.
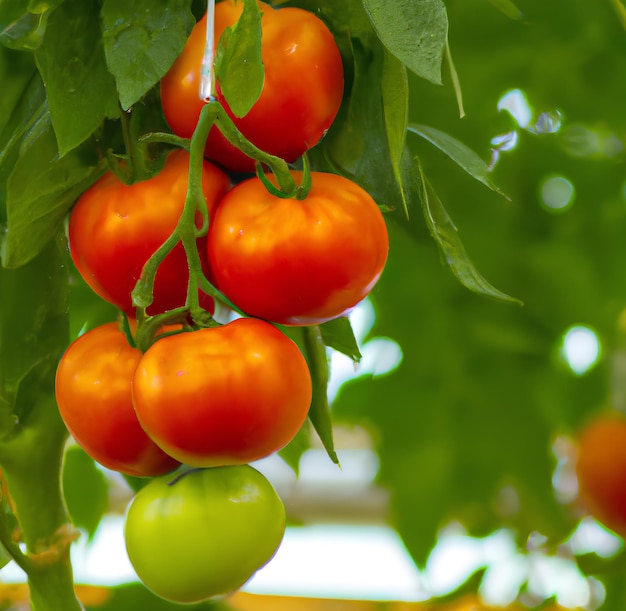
<box><xmin>215</xmin><ymin>0</ymin><xmax>264</xmax><ymax>118</ymax></box>
<box><xmin>278</xmin><ymin>422</ymin><xmax>311</xmax><ymax>475</ymax></box>
<box><xmin>409</xmin><ymin>124</ymin><xmax>509</xmax><ymax>199</ymax></box>
<box><xmin>67</xmin><ymin>260</ymin><xmax>118</xmax><ymax>342</ymax></box>
<box><xmin>35</xmin><ymin>0</ymin><xmax>118</xmax><ymax>155</ymax></box>
<box><xmin>101</xmin><ymin>0</ymin><xmax>195</xmax><ymax>110</ymax></box>
<box><xmin>0</xmin><ymin>542</ymin><xmax>12</xmax><ymax>571</ymax></box>
<box><xmin>320</xmin><ymin>317</ymin><xmax>362</xmax><ymax>362</ymax></box>
<box><xmin>416</xmin><ymin>162</ymin><xmax>521</xmax><ymax>305</ymax></box>
<box><xmin>0</xmin><ymin>47</ymin><xmax>37</xmax><ymax>137</ymax></box>
<box><xmin>362</xmin><ymin>0</ymin><xmax>448</xmax><ymax>85</ymax></box>
<box><xmin>285</xmin><ymin>0</ymin><xmax>373</xmax><ymax>40</ymax></box>
<box><xmin>0</xmin><ymin>235</ymin><xmax>68</xmax><ymax>434</ymax></box>
<box><xmin>62</xmin><ymin>446</ymin><xmax>109</xmax><ymax>540</ymax></box>
<box><xmin>3</xmin><ymin>111</ymin><xmax>106</xmax><ymax>268</ymax></box>
<box><xmin>488</xmin><ymin>0</ymin><xmax>524</xmax><ymax>20</ymax></box>
<box><xmin>382</xmin><ymin>50</ymin><xmax>410</xmax><ymax>218</ymax></box>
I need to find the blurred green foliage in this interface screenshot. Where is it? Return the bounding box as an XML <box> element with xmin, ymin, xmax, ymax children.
<box><xmin>333</xmin><ymin>0</ymin><xmax>626</xmax><ymax>606</ymax></box>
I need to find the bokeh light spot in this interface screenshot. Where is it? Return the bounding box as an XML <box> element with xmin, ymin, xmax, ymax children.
<box><xmin>540</xmin><ymin>175</ymin><xmax>575</xmax><ymax>213</ymax></box>
<box><xmin>560</xmin><ymin>325</ymin><xmax>601</xmax><ymax>375</ymax></box>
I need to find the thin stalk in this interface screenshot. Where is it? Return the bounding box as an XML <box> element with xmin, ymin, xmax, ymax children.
<box><xmin>132</xmin><ymin>104</ymin><xmax>224</xmax><ymax>350</ymax></box>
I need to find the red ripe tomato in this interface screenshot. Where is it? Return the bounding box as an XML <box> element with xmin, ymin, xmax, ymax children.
<box><xmin>160</xmin><ymin>1</ymin><xmax>344</xmax><ymax>172</ymax></box>
<box><xmin>68</xmin><ymin>149</ymin><xmax>230</xmax><ymax>315</ymax></box>
<box><xmin>207</xmin><ymin>171</ymin><xmax>389</xmax><ymax>325</ymax></box>
<box><xmin>575</xmin><ymin>412</ymin><xmax>626</xmax><ymax>536</ymax></box>
<box><xmin>55</xmin><ymin>322</ymin><xmax>180</xmax><ymax>477</ymax></box>
<box><xmin>132</xmin><ymin>318</ymin><xmax>312</xmax><ymax>466</ymax></box>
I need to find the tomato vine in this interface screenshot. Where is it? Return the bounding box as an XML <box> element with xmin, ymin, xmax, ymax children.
<box><xmin>0</xmin><ymin>0</ymin><xmax>521</xmax><ymax>608</ymax></box>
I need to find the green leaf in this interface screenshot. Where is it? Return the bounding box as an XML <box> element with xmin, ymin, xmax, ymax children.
<box><xmin>278</xmin><ymin>422</ymin><xmax>311</xmax><ymax>476</ymax></box>
<box><xmin>316</xmin><ymin>36</ymin><xmax>419</xmax><ymax>219</ymax></box>
<box><xmin>62</xmin><ymin>446</ymin><xmax>109</xmax><ymax>540</ymax></box>
<box><xmin>416</xmin><ymin>162</ymin><xmax>522</xmax><ymax>305</ymax></box>
<box><xmin>488</xmin><ymin>0</ymin><xmax>524</xmax><ymax>20</ymax></box>
<box><xmin>319</xmin><ymin>317</ymin><xmax>362</xmax><ymax>363</ymax></box>
<box><xmin>215</xmin><ymin>0</ymin><xmax>264</xmax><ymax>118</ymax></box>
<box><xmin>409</xmin><ymin>124</ymin><xmax>509</xmax><ymax>199</ymax></box>
<box><xmin>445</xmin><ymin>39</ymin><xmax>465</xmax><ymax>119</ymax></box>
<box><xmin>0</xmin><ymin>0</ymin><xmax>61</xmax><ymax>50</ymax></box>
<box><xmin>3</xmin><ymin>111</ymin><xmax>106</xmax><ymax>268</ymax></box>
<box><xmin>101</xmin><ymin>0</ymin><xmax>195</xmax><ymax>111</ymax></box>
<box><xmin>382</xmin><ymin>50</ymin><xmax>410</xmax><ymax>218</ymax></box>
<box><xmin>122</xmin><ymin>474</ymin><xmax>152</xmax><ymax>494</ymax></box>
<box><xmin>0</xmin><ymin>234</ymin><xmax>68</xmax><ymax>434</ymax></box>
<box><xmin>301</xmin><ymin>326</ymin><xmax>339</xmax><ymax>465</ymax></box>
<box><xmin>35</xmin><ymin>0</ymin><xmax>118</xmax><ymax>155</ymax></box>
<box><xmin>361</xmin><ymin>0</ymin><xmax>448</xmax><ymax>85</ymax></box>
<box><xmin>0</xmin><ymin>68</ymin><xmax>45</xmax><ymax>226</ymax></box>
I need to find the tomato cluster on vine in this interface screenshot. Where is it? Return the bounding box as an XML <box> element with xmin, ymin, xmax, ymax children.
<box><xmin>55</xmin><ymin>0</ymin><xmax>390</xmax><ymax>603</ymax></box>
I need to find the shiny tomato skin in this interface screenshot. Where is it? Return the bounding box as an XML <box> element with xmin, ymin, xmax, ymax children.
<box><xmin>55</xmin><ymin>323</ymin><xmax>180</xmax><ymax>477</ymax></box>
<box><xmin>160</xmin><ymin>1</ymin><xmax>344</xmax><ymax>172</ymax></box>
<box><xmin>207</xmin><ymin>171</ymin><xmax>389</xmax><ymax>325</ymax></box>
<box><xmin>68</xmin><ymin>149</ymin><xmax>230</xmax><ymax>315</ymax></box>
<box><xmin>124</xmin><ymin>465</ymin><xmax>285</xmax><ymax>603</ymax></box>
<box><xmin>575</xmin><ymin>412</ymin><xmax>626</xmax><ymax>536</ymax></box>
<box><xmin>132</xmin><ymin>318</ymin><xmax>312</xmax><ymax>466</ymax></box>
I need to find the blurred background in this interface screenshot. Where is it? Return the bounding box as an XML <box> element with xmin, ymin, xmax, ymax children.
<box><xmin>4</xmin><ymin>0</ymin><xmax>626</xmax><ymax>609</ymax></box>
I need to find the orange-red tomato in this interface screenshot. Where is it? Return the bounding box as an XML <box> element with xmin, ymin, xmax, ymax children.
<box><xmin>69</xmin><ymin>149</ymin><xmax>230</xmax><ymax>315</ymax></box>
<box><xmin>575</xmin><ymin>411</ymin><xmax>626</xmax><ymax>536</ymax></box>
<box><xmin>55</xmin><ymin>323</ymin><xmax>180</xmax><ymax>477</ymax></box>
<box><xmin>132</xmin><ymin>318</ymin><xmax>312</xmax><ymax>466</ymax></box>
<box><xmin>160</xmin><ymin>0</ymin><xmax>344</xmax><ymax>172</ymax></box>
<box><xmin>207</xmin><ymin>171</ymin><xmax>389</xmax><ymax>325</ymax></box>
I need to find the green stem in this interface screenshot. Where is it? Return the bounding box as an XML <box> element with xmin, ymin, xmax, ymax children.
<box><xmin>139</xmin><ymin>132</ymin><xmax>191</xmax><ymax>150</ymax></box>
<box><xmin>0</xmin><ymin>509</ymin><xmax>32</xmax><ymax>574</ymax></box>
<box><xmin>134</xmin><ymin>307</ymin><xmax>191</xmax><ymax>354</ymax></box>
<box><xmin>131</xmin><ymin>98</ymin><xmax>307</xmax><ymax>348</ymax></box>
<box><xmin>119</xmin><ymin>104</ymin><xmax>152</xmax><ymax>184</ymax></box>
<box><xmin>28</xmin><ymin>560</ymin><xmax>84</xmax><ymax>611</ymax></box>
<box><xmin>0</xmin><ymin>362</ymin><xmax>82</xmax><ymax>611</ymax></box>
<box><xmin>295</xmin><ymin>153</ymin><xmax>313</xmax><ymax>201</ymax></box>
<box><xmin>212</xmin><ymin>103</ymin><xmax>301</xmax><ymax>196</ymax></box>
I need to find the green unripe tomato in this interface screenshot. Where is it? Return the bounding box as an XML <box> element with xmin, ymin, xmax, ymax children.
<box><xmin>124</xmin><ymin>465</ymin><xmax>286</xmax><ymax>603</ymax></box>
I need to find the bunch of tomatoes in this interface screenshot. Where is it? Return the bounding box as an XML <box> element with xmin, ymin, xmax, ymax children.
<box><xmin>53</xmin><ymin>0</ymin><xmax>389</xmax><ymax>604</ymax></box>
